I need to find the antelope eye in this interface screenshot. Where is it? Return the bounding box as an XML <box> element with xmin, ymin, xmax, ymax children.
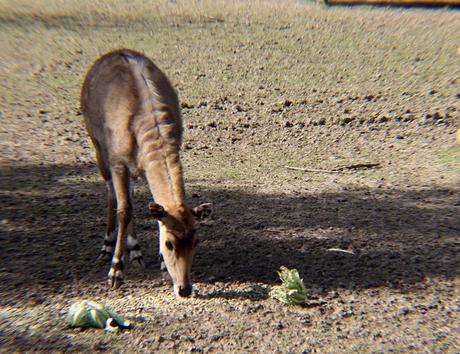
<box><xmin>165</xmin><ymin>240</ymin><xmax>174</xmax><ymax>251</ymax></box>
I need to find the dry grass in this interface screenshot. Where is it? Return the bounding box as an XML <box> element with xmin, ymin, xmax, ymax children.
<box><xmin>1</xmin><ymin>0</ymin><xmax>459</xmax><ymax>352</ymax></box>
<box><xmin>0</xmin><ymin>0</ymin><xmax>307</xmax><ymax>25</ymax></box>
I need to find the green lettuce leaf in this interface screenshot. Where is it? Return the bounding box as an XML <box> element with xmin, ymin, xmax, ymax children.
<box><xmin>67</xmin><ymin>300</ymin><xmax>131</xmax><ymax>331</ymax></box>
<box><xmin>269</xmin><ymin>266</ymin><xmax>308</xmax><ymax>305</ymax></box>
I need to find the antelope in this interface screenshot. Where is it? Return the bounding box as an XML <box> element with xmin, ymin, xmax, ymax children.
<box><xmin>80</xmin><ymin>49</ymin><xmax>211</xmax><ymax>297</ymax></box>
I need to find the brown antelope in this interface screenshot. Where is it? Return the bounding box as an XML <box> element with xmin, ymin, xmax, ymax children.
<box><xmin>81</xmin><ymin>49</ymin><xmax>211</xmax><ymax>297</ymax></box>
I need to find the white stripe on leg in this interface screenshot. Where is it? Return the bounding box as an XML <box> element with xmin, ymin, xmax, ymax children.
<box><xmin>127</xmin><ymin>235</ymin><xmax>144</xmax><ymax>267</ymax></box>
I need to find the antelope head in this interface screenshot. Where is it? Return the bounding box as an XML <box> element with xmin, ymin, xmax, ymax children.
<box><xmin>149</xmin><ymin>202</ymin><xmax>212</xmax><ymax>297</ymax></box>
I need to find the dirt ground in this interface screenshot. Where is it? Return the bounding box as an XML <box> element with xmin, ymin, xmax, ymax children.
<box><xmin>1</xmin><ymin>0</ymin><xmax>459</xmax><ymax>352</ymax></box>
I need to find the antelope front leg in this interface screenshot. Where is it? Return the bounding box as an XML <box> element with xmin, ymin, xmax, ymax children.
<box><xmin>108</xmin><ymin>166</ymin><xmax>132</xmax><ymax>288</ymax></box>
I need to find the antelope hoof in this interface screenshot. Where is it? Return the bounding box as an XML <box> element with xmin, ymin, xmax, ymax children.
<box><xmin>108</xmin><ymin>261</ymin><xmax>124</xmax><ymax>289</ymax></box>
<box><xmin>130</xmin><ymin>254</ymin><xmax>145</xmax><ymax>269</ymax></box>
<box><xmin>98</xmin><ymin>250</ymin><xmax>113</xmax><ymax>262</ymax></box>
<box><xmin>99</xmin><ymin>234</ymin><xmax>115</xmax><ymax>262</ymax></box>
<box><xmin>127</xmin><ymin>236</ymin><xmax>144</xmax><ymax>268</ymax></box>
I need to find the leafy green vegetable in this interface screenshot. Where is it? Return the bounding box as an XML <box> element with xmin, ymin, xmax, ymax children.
<box><xmin>269</xmin><ymin>266</ymin><xmax>308</xmax><ymax>305</ymax></box>
<box><xmin>67</xmin><ymin>300</ymin><xmax>131</xmax><ymax>331</ymax></box>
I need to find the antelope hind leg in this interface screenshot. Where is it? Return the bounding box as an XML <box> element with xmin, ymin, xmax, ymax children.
<box><xmin>99</xmin><ymin>181</ymin><xmax>117</xmax><ymax>261</ymax></box>
<box><xmin>126</xmin><ymin>178</ymin><xmax>145</xmax><ymax>268</ymax></box>
<box><xmin>127</xmin><ymin>221</ymin><xmax>145</xmax><ymax>268</ymax></box>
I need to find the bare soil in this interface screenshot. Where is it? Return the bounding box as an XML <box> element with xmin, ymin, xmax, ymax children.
<box><xmin>1</xmin><ymin>1</ymin><xmax>459</xmax><ymax>352</ymax></box>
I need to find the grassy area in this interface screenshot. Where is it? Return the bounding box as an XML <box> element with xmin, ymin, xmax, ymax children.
<box><xmin>1</xmin><ymin>0</ymin><xmax>459</xmax><ymax>352</ymax></box>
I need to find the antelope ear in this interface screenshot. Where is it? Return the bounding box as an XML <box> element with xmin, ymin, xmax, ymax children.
<box><xmin>149</xmin><ymin>202</ymin><xmax>167</xmax><ymax>219</ymax></box>
<box><xmin>192</xmin><ymin>203</ymin><xmax>212</xmax><ymax>220</ymax></box>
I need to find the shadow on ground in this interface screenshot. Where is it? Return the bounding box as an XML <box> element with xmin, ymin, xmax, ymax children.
<box><xmin>1</xmin><ymin>162</ymin><xmax>459</xmax><ymax>303</ymax></box>
<box><xmin>0</xmin><ymin>329</ymin><xmax>90</xmax><ymax>352</ymax></box>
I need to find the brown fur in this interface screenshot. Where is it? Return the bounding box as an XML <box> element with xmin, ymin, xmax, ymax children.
<box><xmin>81</xmin><ymin>49</ymin><xmax>210</xmax><ymax>296</ymax></box>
